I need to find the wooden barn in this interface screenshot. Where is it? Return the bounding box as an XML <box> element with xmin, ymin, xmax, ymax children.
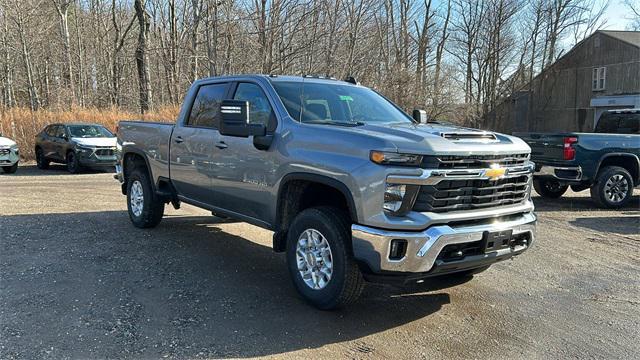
<box><xmin>488</xmin><ymin>30</ymin><xmax>640</xmax><ymax>134</ymax></box>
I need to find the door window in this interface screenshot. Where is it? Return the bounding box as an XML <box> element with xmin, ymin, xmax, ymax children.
<box><xmin>46</xmin><ymin>126</ymin><xmax>58</xmax><ymax>137</ymax></box>
<box><xmin>55</xmin><ymin>126</ymin><xmax>67</xmax><ymax>139</ymax></box>
<box><xmin>187</xmin><ymin>82</ymin><xmax>229</xmax><ymax>128</ymax></box>
<box><xmin>233</xmin><ymin>82</ymin><xmax>275</xmax><ymax>131</ymax></box>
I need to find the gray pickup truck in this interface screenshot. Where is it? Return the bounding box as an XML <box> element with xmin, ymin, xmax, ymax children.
<box><xmin>116</xmin><ymin>75</ymin><xmax>536</xmax><ymax>309</ymax></box>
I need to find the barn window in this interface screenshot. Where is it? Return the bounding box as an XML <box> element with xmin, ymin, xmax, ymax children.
<box><xmin>592</xmin><ymin>67</ymin><xmax>606</xmax><ymax>91</ymax></box>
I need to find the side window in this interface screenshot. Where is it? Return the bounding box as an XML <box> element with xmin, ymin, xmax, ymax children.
<box><xmin>46</xmin><ymin>126</ymin><xmax>58</xmax><ymax>137</ymax></box>
<box><xmin>233</xmin><ymin>82</ymin><xmax>275</xmax><ymax>130</ymax></box>
<box><xmin>187</xmin><ymin>83</ymin><xmax>229</xmax><ymax>128</ymax></box>
<box><xmin>56</xmin><ymin>126</ymin><xmax>67</xmax><ymax>138</ymax></box>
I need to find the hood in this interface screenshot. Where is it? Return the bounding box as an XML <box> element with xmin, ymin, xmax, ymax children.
<box><xmin>0</xmin><ymin>136</ymin><xmax>17</xmax><ymax>148</ymax></box>
<box><xmin>352</xmin><ymin>122</ymin><xmax>531</xmax><ymax>155</ymax></box>
<box><xmin>72</xmin><ymin>137</ymin><xmax>117</xmax><ymax>147</ymax></box>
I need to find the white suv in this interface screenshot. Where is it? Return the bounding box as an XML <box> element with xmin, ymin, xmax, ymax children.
<box><xmin>0</xmin><ymin>134</ymin><xmax>19</xmax><ymax>173</ymax></box>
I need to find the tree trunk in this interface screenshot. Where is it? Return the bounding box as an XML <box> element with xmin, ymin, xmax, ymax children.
<box><xmin>134</xmin><ymin>0</ymin><xmax>152</xmax><ymax>113</ymax></box>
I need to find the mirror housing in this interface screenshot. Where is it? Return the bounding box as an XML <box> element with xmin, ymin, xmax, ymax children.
<box><xmin>219</xmin><ymin>100</ymin><xmax>266</xmax><ymax>137</ymax></box>
<box><xmin>412</xmin><ymin>109</ymin><xmax>428</xmax><ymax>124</ymax></box>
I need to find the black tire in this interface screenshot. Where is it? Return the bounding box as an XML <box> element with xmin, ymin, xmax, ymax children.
<box><xmin>590</xmin><ymin>166</ymin><xmax>634</xmax><ymax>209</ymax></box>
<box><xmin>533</xmin><ymin>178</ymin><xmax>568</xmax><ymax>198</ymax></box>
<box><xmin>286</xmin><ymin>206</ymin><xmax>365</xmax><ymax>310</ymax></box>
<box><xmin>66</xmin><ymin>151</ymin><xmax>82</xmax><ymax>174</ymax></box>
<box><xmin>126</xmin><ymin>168</ymin><xmax>164</xmax><ymax>228</ymax></box>
<box><xmin>35</xmin><ymin>148</ymin><xmax>49</xmax><ymax>169</ymax></box>
<box><xmin>2</xmin><ymin>162</ymin><xmax>18</xmax><ymax>174</ymax></box>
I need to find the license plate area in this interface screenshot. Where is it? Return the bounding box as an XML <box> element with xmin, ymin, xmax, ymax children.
<box><xmin>482</xmin><ymin>229</ymin><xmax>513</xmax><ymax>253</ymax></box>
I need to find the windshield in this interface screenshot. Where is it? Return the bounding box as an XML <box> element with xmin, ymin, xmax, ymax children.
<box><xmin>67</xmin><ymin>125</ymin><xmax>114</xmax><ymax>138</ymax></box>
<box><xmin>271</xmin><ymin>81</ymin><xmax>413</xmax><ymax>125</ymax></box>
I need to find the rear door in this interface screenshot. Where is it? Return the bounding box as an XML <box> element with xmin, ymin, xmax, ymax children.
<box><xmin>52</xmin><ymin>126</ymin><xmax>70</xmax><ymax>160</ymax></box>
<box><xmin>40</xmin><ymin>125</ymin><xmax>58</xmax><ymax>159</ymax></box>
<box><xmin>170</xmin><ymin>81</ymin><xmax>229</xmax><ymax>204</ymax></box>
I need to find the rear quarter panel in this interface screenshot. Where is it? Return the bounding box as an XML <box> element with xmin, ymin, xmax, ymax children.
<box><xmin>118</xmin><ymin>121</ymin><xmax>173</xmax><ymax>186</ymax></box>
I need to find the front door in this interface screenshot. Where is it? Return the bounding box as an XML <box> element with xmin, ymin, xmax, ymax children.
<box><xmin>170</xmin><ymin>82</ymin><xmax>229</xmax><ymax>204</ymax></box>
<box><xmin>211</xmin><ymin>81</ymin><xmax>279</xmax><ymax>223</ymax></box>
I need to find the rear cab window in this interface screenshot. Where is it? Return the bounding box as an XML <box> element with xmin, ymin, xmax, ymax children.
<box><xmin>595</xmin><ymin>113</ymin><xmax>640</xmax><ymax>134</ymax></box>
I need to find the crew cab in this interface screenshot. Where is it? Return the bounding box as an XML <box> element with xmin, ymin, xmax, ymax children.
<box><xmin>116</xmin><ymin>75</ymin><xmax>537</xmax><ymax>309</ymax></box>
<box><xmin>516</xmin><ymin>109</ymin><xmax>639</xmax><ymax>208</ymax></box>
<box><xmin>0</xmin><ymin>133</ymin><xmax>19</xmax><ymax>174</ymax></box>
<box><xmin>35</xmin><ymin>123</ymin><xmax>118</xmax><ymax>173</ymax></box>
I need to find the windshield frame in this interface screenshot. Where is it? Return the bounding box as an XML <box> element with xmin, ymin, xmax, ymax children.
<box><xmin>271</xmin><ymin>80</ymin><xmax>416</xmax><ymax>126</ymax></box>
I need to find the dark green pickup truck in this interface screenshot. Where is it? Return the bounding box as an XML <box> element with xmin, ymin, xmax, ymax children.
<box><xmin>516</xmin><ymin>109</ymin><xmax>639</xmax><ymax>208</ymax></box>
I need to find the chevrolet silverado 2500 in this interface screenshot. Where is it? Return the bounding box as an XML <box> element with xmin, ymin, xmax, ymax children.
<box><xmin>516</xmin><ymin>109</ymin><xmax>639</xmax><ymax>209</ymax></box>
<box><xmin>116</xmin><ymin>75</ymin><xmax>536</xmax><ymax>309</ymax></box>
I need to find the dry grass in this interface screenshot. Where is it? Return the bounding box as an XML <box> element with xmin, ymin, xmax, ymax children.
<box><xmin>0</xmin><ymin>106</ymin><xmax>180</xmax><ymax>161</ymax></box>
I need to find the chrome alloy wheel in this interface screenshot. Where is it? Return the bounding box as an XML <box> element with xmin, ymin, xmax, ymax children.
<box><xmin>604</xmin><ymin>174</ymin><xmax>629</xmax><ymax>203</ymax></box>
<box><xmin>130</xmin><ymin>180</ymin><xmax>144</xmax><ymax>217</ymax></box>
<box><xmin>296</xmin><ymin>228</ymin><xmax>333</xmax><ymax>290</ymax></box>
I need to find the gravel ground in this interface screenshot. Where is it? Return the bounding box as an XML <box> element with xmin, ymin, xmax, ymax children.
<box><xmin>1</xmin><ymin>165</ymin><xmax>639</xmax><ymax>359</ymax></box>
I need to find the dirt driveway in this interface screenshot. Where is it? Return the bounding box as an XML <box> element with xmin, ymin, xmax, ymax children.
<box><xmin>1</xmin><ymin>165</ymin><xmax>639</xmax><ymax>359</ymax></box>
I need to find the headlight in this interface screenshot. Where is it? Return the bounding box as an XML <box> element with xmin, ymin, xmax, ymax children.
<box><xmin>10</xmin><ymin>144</ymin><xmax>18</xmax><ymax>154</ymax></box>
<box><xmin>370</xmin><ymin>151</ymin><xmax>422</xmax><ymax>166</ymax></box>
<box><xmin>383</xmin><ymin>184</ymin><xmax>406</xmax><ymax>212</ymax></box>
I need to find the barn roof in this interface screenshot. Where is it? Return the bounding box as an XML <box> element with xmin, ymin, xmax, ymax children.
<box><xmin>598</xmin><ymin>30</ymin><xmax>640</xmax><ymax>48</ymax></box>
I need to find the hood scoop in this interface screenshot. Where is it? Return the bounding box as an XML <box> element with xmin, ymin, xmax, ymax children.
<box><xmin>440</xmin><ymin>131</ymin><xmax>497</xmax><ymax>143</ymax></box>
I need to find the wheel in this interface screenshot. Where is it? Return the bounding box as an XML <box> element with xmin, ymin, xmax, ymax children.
<box><xmin>590</xmin><ymin>166</ymin><xmax>634</xmax><ymax>209</ymax></box>
<box><xmin>35</xmin><ymin>148</ymin><xmax>49</xmax><ymax>169</ymax></box>
<box><xmin>286</xmin><ymin>207</ymin><xmax>365</xmax><ymax>310</ymax></box>
<box><xmin>126</xmin><ymin>168</ymin><xmax>164</xmax><ymax>228</ymax></box>
<box><xmin>2</xmin><ymin>162</ymin><xmax>18</xmax><ymax>174</ymax></box>
<box><xmin>66</xmin><ymin>151</ymin><xmax>82</xmax><ymax>174</ymax></box>
<box><xmin>533</xmin><ymin>178</ymin><xmax>568</xmax><ymax>198</ymax></box>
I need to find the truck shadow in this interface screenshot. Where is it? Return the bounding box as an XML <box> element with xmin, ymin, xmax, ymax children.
<box><xmin>532</xmin><ymin>193</ymin><xmax>640</xmax><ymax>213</ymax></box>
<box><xmin>569</xmin><ymin>216</ymin><xmax>640</xmax><ymax>235</ymax></box>
<box><xmin>4</xmin><ymin>164</ymin><xmax>115</xmax><ymax>176</ymax></box>
<box><xmin>1</xmin><ymin>211</ymin><xmax>454</xmax><ymax>359</ymax></box>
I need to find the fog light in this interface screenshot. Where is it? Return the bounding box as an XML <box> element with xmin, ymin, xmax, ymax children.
<box><xmin>389</xmin><ymin>239</ymin><xmax>408</xmax><ymax>260</ymax></box>
<box><xmin>383</xmin><ymin>184</ymin><xmax>406</xmax><ymax>212</ymax></box>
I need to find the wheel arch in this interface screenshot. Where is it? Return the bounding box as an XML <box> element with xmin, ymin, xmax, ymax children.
<box><xmin>273</xmin><ymin>173</ymin><xmax>358</xmax><ymax>252</ymax></box>
<box><xmin>122</xmin><ymin>150</ymin><xmax>155</xmax><ymax>192</ymax></box>
<box><xmin>596</xmin><ymin>153</ymin><xmax>640</xmax><ymax>185</ymax></box>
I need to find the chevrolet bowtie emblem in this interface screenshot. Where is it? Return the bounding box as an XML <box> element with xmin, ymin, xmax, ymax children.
<box><xmin>485</xmin><ymin>165</ymin><xmax>506</xmax><ymax>180</ymax></box>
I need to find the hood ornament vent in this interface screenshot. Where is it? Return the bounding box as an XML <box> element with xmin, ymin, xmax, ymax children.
<box><xmin>440</xmin><ymin>132</ymin><xmax>497</xmax><ymax>142</ymax></box>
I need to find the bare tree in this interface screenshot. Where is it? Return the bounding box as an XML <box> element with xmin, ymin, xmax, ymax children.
<box><xmin>134</xmin><ymin>0</ymin><xmax>152</xmax><ymax>112</ymax></box>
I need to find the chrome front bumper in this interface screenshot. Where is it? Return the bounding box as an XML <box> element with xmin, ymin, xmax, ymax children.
<box><xmin>352</xmin><ymin>212</ymin><xmax>536</xmax><ymax>273</ymax></box>
<box><xmin>535</xmin><ymin>165</ymin><xmax>582</xmax><ymax>181</ymax></box>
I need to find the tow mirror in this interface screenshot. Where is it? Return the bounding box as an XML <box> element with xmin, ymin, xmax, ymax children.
<box><xmin>413</xmin><ymin>109</ymin><xmax>428</xmax><ymax>124</ymax></box>
<box><xmin>219</xmin><ymin>100</ymin><xmax>266</xmax><ymax>138</ymax></box>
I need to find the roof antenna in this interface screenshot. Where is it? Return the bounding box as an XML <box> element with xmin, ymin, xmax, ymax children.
<box><xmin>344</xmin><ymin>76</ymin><xmax>358</xmax><ymax>85</ymax></box>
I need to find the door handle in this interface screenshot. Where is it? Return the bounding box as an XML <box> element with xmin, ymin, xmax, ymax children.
<box><xmin>215</xmin><ymin>141</ymin><xmax>228</xmax><ymax>149</ymax></box>
<box><xmin>174</xmin><ymin>136</ymin><xmax>184</xmax><ymax>144</ymax></box>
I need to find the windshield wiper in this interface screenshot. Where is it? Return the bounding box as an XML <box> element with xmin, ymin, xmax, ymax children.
<box><xmin>303</xmin><ymin>120</ymin><xmax>365</xmax><ymax>127</ymax></box>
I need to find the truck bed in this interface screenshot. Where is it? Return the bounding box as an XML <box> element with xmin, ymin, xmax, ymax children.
<box><xmin>118</xmin><ymin>121</ymin><xmax>174</xmax><ymax>183</ymax></box>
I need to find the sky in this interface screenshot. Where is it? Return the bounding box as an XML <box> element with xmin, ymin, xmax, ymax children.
<box><xmin>601</xmin><ymin>0</ymin><xmax>636</xmax><ymax>30</ymax></box>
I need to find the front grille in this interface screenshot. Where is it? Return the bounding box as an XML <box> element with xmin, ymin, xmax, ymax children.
<box><xmin>95</xmin><ymin>148</ymin><xmax>115</xmax><ymax>156</ymax></box>
<box><xmin>413</xmin><ymin>175</ymin><xmax>530</xmax><ymax>213</ymax></box>
<box><xmin>422</xmin><ymin>153</ymin><xmax>529</xmax><ymax>169</ymax></box>
<box><xmin>0</xmin><ymin>149</ymin><xmax>9</xmax><ymax>155</ymax></box>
